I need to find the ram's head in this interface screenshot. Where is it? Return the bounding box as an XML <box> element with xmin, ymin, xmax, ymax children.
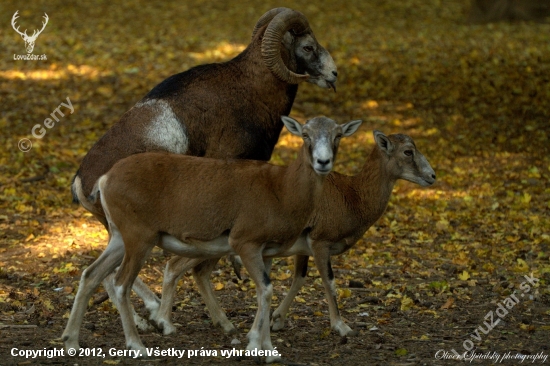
<box><xmin>253</xmin><ymin>8</ymin><xmax>337</xmax><ymax>91</ymax></box>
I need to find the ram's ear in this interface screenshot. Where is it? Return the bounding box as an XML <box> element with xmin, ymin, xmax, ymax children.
<box><xmin>341</xmin><ymin>120</ymin><xmax>362</xmax><ymax>137</ymax></box>
<box><xmin>283</xmin><ymin>31</ymin><xmax>294</xmax><ymax>48</ymax></box>
<box><xmin>282</xmin><ymin>116</ymin><xmax>303</xmax><ymax>136</ymax></box>
<box><xmin>373</xmin><ymin>130</ymin><xmax>394</xmax><ymax>154</ymax></box>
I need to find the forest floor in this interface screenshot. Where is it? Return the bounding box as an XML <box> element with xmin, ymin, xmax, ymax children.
<box><xmin>1</xmin><ymin>0</ymin><xmax>549</xmax><ymax>365</ymax></box>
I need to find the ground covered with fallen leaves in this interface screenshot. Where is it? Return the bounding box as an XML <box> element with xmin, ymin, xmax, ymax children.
<box><xmin>1</xmin><ymin>0</ymin><xmax>549</xmax><ymax>365</ymax></box>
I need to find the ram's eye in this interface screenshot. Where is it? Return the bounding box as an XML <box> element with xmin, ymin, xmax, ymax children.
<box><xmin>302</xmin><ymin>134</ymin><xmax>310</xmax><ymax>140</ymax></box>
<box><xmin>404</xmin><ymin>150</ymin><xmax>413</xmax><ymax>157</ymax></box>
<box><xmin>303</xmin><ymin>46</ymin><xmax>314</xmax><ymax>52</ymax></box>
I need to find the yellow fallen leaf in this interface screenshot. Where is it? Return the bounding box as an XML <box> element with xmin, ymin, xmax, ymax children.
<box><xmin>275</xmin><ymin>271</ymin><xmax>291</xmax><ymax>281</ymax></box>
<box><xmin>514</xmin><ymin>258</ymin><xmax>529</xmax><ymax>272</ymax></box>
<box><xmin>320</xmin><ymin>328</ymin><xmax>331</xmax><ymax>339</ymax></box>
<box><xmin>435</xmin><ymin>219</ymin><xmax>449</xmax><ymax>232</ymax></box>
<box><xmin>338</xmin><ymin>288</ymin><xmax>352</xmax><ymax>299</ymax></box>
<box><xmin>361</xmin><ymin>100</ymin><xmax>378</xmax><ymax>109</ymax></box>
<box><xmin>458</xmin><ymin>270</ymin><xmax>470</xmax><ymax>281</ymax></box>
<box><xmin>214</xmin><ymin>282</ymin><xmax>224</xmax><ymax>291</ymax></box>
<box><xmin>42</xmin><ymin>299</ymin><xmax>54</xmax><ymax>311</ymax></box>
<box><xmin>395</xmin><ymin>348</ymin><xmax>408</xmax><ymax>356</ymax></box>
<box><xmin>400</xmin><ymin>295</ymin><xmax>414</xmax><ymax>311</ymax></box>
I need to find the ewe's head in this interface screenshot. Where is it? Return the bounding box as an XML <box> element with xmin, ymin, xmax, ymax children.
<box><xmin>373</xmin><ymin>131</ymin><xmax>436</xmax><ymax>187</ymax></box>
<box><xmin>253</xmin><ymin>8</ymin><xmax>337</xmax><ymax>90</ymax></box>
<box><xmin>282</xmin><ymin>116</ymin><xmax>362</xmax><ymax>175</ymax></box>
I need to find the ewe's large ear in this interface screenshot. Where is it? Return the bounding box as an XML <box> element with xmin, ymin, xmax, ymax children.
<box><xmin>373</xmin><ymin>130</ymin><xmax>394</xmax><ymax>154</ymax></box>
<box><xmin>282</xmin><ymin>116</ymin><xmax>303</xmax><ymax>136</ymax></box>
<box><xmin>341</xmin><ymin>120</ymin><xmax>362</xmax><ymax>137</ymax></box>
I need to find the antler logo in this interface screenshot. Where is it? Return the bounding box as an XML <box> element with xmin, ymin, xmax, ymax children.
<box><xmin>11</xmin><ymin>10</ymin><xmax>49</xmax><ymax>54</ymax></box>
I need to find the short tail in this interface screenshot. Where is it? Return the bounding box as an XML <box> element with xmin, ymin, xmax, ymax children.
<box><xmin>88</xmin><ymin>175</ymin><xmax>107</xmax><ymax>205</ymax></box>
<box><xmin>72</xmin><ymin>173</ymin><xmax>109</xmax><ymax>229</ymax></box>
<box><xmin>72</xmin><ymin>174</ymin><xmax>103</xmax><ymax>213</ymax></box>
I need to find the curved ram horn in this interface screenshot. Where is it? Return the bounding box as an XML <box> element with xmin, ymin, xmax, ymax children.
<box><xmin>251</xmin><ymin>7</ymin><xmax>287</xmax><ymax>40</ymax></box>
<box><xmin>261</xmin><ymin>8</ymin><xmax>310</xmax><ymax>84</ymax></box>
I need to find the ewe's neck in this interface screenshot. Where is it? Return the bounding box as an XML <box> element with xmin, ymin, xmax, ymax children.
<box><xmin>354</xmin><ymin>147</ymin><xmax>396</xmax><ymax>221</ymax></box>
<box><xmin>285</xmin><ymin>148</ymin><xmax>323</xmax><ymax>197</ymax></box>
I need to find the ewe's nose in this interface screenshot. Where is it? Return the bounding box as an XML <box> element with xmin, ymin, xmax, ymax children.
<box><xmin>332</xmin><ymin>71</ymin><xmax>338</xmax><ymax>77</ymax></box>
<box><xmin>317</xmin><ymin>158</ymin><xmax>331</xmax><ymax>166</ymax></box>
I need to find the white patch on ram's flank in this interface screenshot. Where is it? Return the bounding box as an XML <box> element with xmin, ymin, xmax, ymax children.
<box><xmin>137</xmin><ymin>99</ymin><xmax>188</xmax><ymax>154</ymax></box>
<box><xmin>134</xmin><ymin>99</ymin><xmax>157</xmax><ymax>108</ymax></box>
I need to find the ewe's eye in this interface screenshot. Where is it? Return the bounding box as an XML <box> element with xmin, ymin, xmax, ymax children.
<box><xmin>302</xmin><ymin>134</ymin><xmax>310</xmax><ymax>140</ymax></box>
<box><xmin>404</xmin><ymin>150</ymin><xmax>413</xmax><ymax>157</ymax></box>
<box><xmin>303</xmin><ymin>46</ymin><xmax>314</xmax><ymax>53</ymax></box>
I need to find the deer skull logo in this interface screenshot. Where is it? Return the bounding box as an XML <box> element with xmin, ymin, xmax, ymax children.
<box><xmin>11</xmin><ymin>11</ymin><xmax>49</xmax><ymax>54</ymax></box>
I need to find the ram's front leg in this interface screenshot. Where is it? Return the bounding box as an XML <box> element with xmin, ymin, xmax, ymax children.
<box><xmin>272</xmin><ymin>254</ymin><xmax>308</xmax><ymax>331</ymax></box>
<box><xmin>312</xmin><ymin>244</ymin><xmax>357</xmax><ymax>337</ymax></box>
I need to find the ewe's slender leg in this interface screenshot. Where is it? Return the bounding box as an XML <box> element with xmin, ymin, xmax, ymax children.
<box><xmin>103</xmin><ymin>271</ymin><xmax>153</xmax><ymax>332</ymax></box>
<box><xmin>237</xmin><ymin>245</ymin><xmax>281</xmax><ymax>364</ymax></box>
<box><xmin>147</xmin><ymin>256</ymin><xmax>205</xmax><ymax>334</ymax></box>
<box><xmin>312</xmin><ymin>244</ymin><xmax>357</xmax><ymax>336</ymax></box>
<box><xmin>113</xmin><ymin>236</ymin><xmax>155</xmax><ymax>354</ymax></box>
<box><xmin>192</xmin><ymin>258</ymin><xmax>237</xmax><ymax>334</ymax></box>
<box><xmin>272</xmin><ymin>255</ymin><xmax>309</xmax><ymax>331</ymax></box>
<box><xmin>62</xmin><ymin>228</ymin><xmax>125</xmax><ymax>351</ymax></box>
